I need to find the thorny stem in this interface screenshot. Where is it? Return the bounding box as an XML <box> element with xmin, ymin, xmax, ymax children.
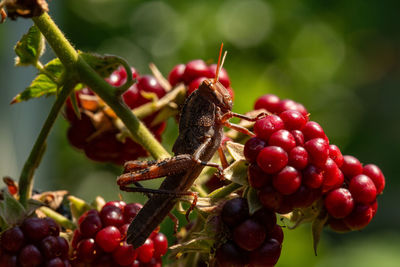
<box><xmin>18</xmin><ymin>78</ymin><xmax>76</xmax><ymax>206</ymax></box>
<box><xmin>18</xmin><ymin>13</ymin><xmax>170</xmax><ymax>205</ymax></box>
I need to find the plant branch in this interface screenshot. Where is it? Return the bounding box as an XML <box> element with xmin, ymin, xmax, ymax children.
<box><xmin>18</xmin><ymin>78</ymin><xmax>77</xmax><ymax>206</ymax></box>
<box><xmin>208</xmin><ymin>182</ymin><xmax>242</xmax><ymax>202</ymax></box>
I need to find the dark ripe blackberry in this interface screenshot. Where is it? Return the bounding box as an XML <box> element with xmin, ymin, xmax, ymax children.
<box><xmin>123</xmin><ymin>203</ymin><xmax>143</xmax><ymax>223</ymax></box>
<box><xmin>1</xmin><ymin>226</ymin><xmax>25</xmax><ymax>252</ymax></box>
<box><xmin>19</xmin><ymin>244</ymin><xmax>43</xmax><ymax>267</ymax></box>
<box><xmin>66</xmin><ymin>114</ymin><xmax>95</xmax><ymax>150</ymax></box>
<box><xmin>45</xmin><ymin>258</ymin><xmax>65</xmax><ymax>267</ymax></box>
<box><xmin>56</xmin><ymin>237</ymin><xmax>69</xmax><ymax>260</ymax></box>
<box><xmin>44</xmin><ymin>217</ymin><xmax>61</xmax><ymax>236</ymax></box>
<box><xmin>249</xmin><ymin>238</ymin><xmax>282</xmax><ymax>267</ymax></box>
<box><xmin>84</xmin><ymin>132</ymin><xmax>122</xmax><ymax>163</ymax></box>
<box><xmin>76</xmin><ymin>238</ymin><xmax>98</xmax><ymax>263</ymax></box>
<box><xmin>40</xmin><ymin>236</ymin><xmax>60</xmax><ymax>259</ymax></box>
<box><xmin>21</xmin><ymin>217</ymin><xmax>50</xmax><ymax>242</ymax></box>
<box><xmin>215</xmin><ymin>241</ymin><xmax>249</xmax><ymax>267</ymax></box>
<box><xmin>248</xmin><ymin>163</ymin><xmax>271</xmax><ymax>189</ymax></box>
<box><xmin>221</xmin><ymin>198</ymin><xmax>249</xmax><ymax>228</ymax></box>
<box><xmin>233</xmin><ymin>219</ymin><xmax>267</xmax><ymax>251</ymax></box>
<box><xmin>252</xmin><ymin>208</ymin><xmax>277</xmax><ymax>234</ymax></box>
<box><xmin>270</xmin><ymin>225</ymin><xmax>284</xmax><ymax>244</ymax></box>
<box><xmin>0</xmin><ymin>253</ymin><xmax>18</xmax><ymax>267</ymax></box>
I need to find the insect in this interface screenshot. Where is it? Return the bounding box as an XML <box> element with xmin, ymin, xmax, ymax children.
<box><xmin>117</xmin><ymin>44</ymin><xmax>265</xmax><ymax>248</ymax></box>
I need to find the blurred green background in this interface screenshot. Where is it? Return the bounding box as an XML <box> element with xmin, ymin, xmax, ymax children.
<box><xmin>1</xmin><ymin>0</ymin><xmax>399</xmax><ymax>266</ymax></box>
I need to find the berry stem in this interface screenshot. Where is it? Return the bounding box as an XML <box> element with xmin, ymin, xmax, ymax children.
<box><xmin>208</xmin><ymin>182</ymin><xmax>242</xmax><ymax>201</ymax></box>
<box><xmin>18</xmin><ymin>78</ymin><xmax>77</xmax><ymax>206</ymax></box>
<box><xmin>39</xmin><ymin>206</ymin><xmax>76</xmax><ymax>230</ymax></box>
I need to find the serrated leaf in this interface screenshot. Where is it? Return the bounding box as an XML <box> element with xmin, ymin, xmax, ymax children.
<box><xmin>222</xmin><ymin>159</ymin><xmax>249</xmax><ymax>185</ymax></box>
<box><xmin>80</xmin><ymin>53</ymin><xmax>122</xmax><ymax>78</ymax></box>
<box><xmin>11</xmin><ymin>58</ymin><xmax>64</xmax><ymax>103</ymax></box>
<box><xmin>312</xmin><ymin>209</ymin><xmax>328</xmax><ymax>256</ymax></box>
<box><xmin>246</xmin><ymin>187</ymin><xmax>263</xmax><ymax>214</ymax></box>
<box><xmin>0</xmin><ymin>191</ymin><xmax>26</xmax><ymax>226</ymax></box>
<box><xmin>226</xmin><ymin>141</ymin><xmax>245</xmax><ymax>161</ymax></box>
<box><xmin>14</xmin><ymin>25</ymin><xmax>45</xmax><ymax>66</ymax></box>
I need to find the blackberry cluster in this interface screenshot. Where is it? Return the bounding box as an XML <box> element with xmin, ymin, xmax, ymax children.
<box><xmin>71</xmin><ymin>201</ymin><xmax>168</xmax><ymax>266</ymax></box>
<box><xmin>0</xmin><ymin>217</ymin><xmax>70</xmax><ymax>267</ymax></box>
<box><xmin>65</xmin><ymin>67</ymin><xmax>167</xmax><ymax>165</ymax></box>
<box><xmin>245</xmin><ymin>94</ymin><xmax>385</xmax><ymax>230</ymax></box>
<box><xmin>168</xmin><ymin>59</ymin><xmax>234</xmax><ymax>98</ymax></box>
<box><xmin>215</xmin><ymin>198</ymin><xmax>283</xmax><ymax>267</ymax></box>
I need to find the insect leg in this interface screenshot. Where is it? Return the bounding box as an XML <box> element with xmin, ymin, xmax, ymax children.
<box><xmin>221</xmin><ymin>121</ymin><xmax>256</xmax><ymax>137</ymax></box>
<box><xmin>219</xmin><ymin>110</ymin><xmax>269</xmax><ymax>123</ymax></box>
<box><xmin>117</xmin><ymin>154</ymin><xmax>192</xmax><ymax>186</ymax></box>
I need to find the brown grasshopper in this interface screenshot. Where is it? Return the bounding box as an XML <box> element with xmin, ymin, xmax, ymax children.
<box><xmin>117</xmin><ymin>46</ymin><xmax>264</xmax><ymax>248</ymax></box>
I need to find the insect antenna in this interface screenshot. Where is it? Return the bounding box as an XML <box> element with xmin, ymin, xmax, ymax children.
<box><xmin>214</xmin><ymin>43</ymin><xmax>227</xmax><ymax>83</ymax></box>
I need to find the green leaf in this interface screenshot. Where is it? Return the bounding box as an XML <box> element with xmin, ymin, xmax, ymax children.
<box><xmin>246</xmin><ymin>187</ymin><xmax>263</xmax><ymax>214</ymax></box>
<box><xmin>80</xmin><ymin>53</ymin><xmax>122</xmax><ymax>78</ymax></box>
<box><xmin>226</xmin><ymin>141</ymin><xmax>245</xmax><ymax>161</ymax></box>
<box><xmin>0</xmin><ymin>191</ymin><xmax>26</xmax><ymax>226</ymax></box>
<box><xmin>14</xmin><ymin>25</ymin><xmax>45</xmax><ymax>66</ymax></box>
<box><xmin>222</xmin><ymin>159</ymin><xmax>249</xmax><ymax>185</ymax></box>
<box><xmin>312</xmin><ymin>209</ymin><xmax>328</xmax><ymax>256</ymax></box>
<box><xmin>11</xmin><ymin>58</ymin><xmax>64</xmax><ymax>104</ymax></box>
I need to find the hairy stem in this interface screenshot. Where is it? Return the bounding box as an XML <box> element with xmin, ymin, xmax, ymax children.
<box><xmin>208</xmin><ymin>182</ymin><xmax>242</xmax><ymax>202</ymax></box>
<box><xmin>18</xmin><ymin>78</ymin><xmax>77</xmax><ymax>206</ymax></box>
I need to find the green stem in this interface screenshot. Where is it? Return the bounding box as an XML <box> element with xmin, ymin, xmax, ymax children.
<box><xmin>208</xmin><ymin>182</ymin><xmax>242</xmax><ymax>201</ymax></box>
<box><xmin>39</xmin><ymin>206</ymin><xmax>76</xmax><ymax>230</ymax></box>
<box><xmin>18</xmin><ymin>78</ymin><xmax>77</xmax><ymax>206</ymax></box>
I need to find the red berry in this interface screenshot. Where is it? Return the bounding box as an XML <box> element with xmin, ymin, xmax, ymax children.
<box><xmin>268</xmin><ymin>130</ymin><xmax>296</xmax><ymax>152</ymax></box>
<box><xmin>324</xmin><ymin>188</ymin><xmax>354</xmax><ymax>218</ymax></box>
<box><xmin>272</xmin><ymin>166</ymin><xmax>302</xmax><ymax>195</ymax></box>
<box><xmin>371</xmin><ymin>201</ymin><xmax>378</xmax><ymax>217</ymax></box>
<box><xmin>21</xmin><ymin>218</ymin><xmax>50</xmax><ymax>242</ymax></box>
<box><xmin>302</xmin><ymin>121</ymin><xmax>328</xmax><ymax>141</ymax></box>
<box><xmin>291</xmin><ymin>130</ymin><xmax>305</xmax><ymax>146</ymax></box>
<box><xmin>276</xmin><ymin>99</ymin><xmax>298</xmax><ymax>114</ymax></box>
<box><xmin>344</xmin><ymin>204</ymin><xmax>373</xmax><ymax>230</ymax></box>
<box><xmin>168</xmin><ymin>64</ymin><xmax>185</xmax><ymax>86</ymax></box>
<box><xmin>95</xmin><ymin>226</ymin><xmax>121</xmax><ymax>252</ymax></box>
<box><xmin>341</xmin><ymin>155</ymin><xmax>363</xmax><ymax>178</ymax></box>
<box><xmin>103</xmin><ymin>200</ymin><xmax>127</xmax><ymax>211</ymax></box>
<box><xmin>329</xmin><ymin>144</ymin><xmax>344</xmax><ymax>168</ymax></box>
<box><xmin>221</xmin><ymin>198</ymin><xmax>249</xmax><ymax>228</ymax></box>
<box><xmin>279</xmin><ymin>110</ymin><xmax>307</xmax><ymax>130</ymax></box>
<box><xmin>233</xmin><ymin>219</ymin><xmax>266</xmax><ymax>251</ymax></box>
<box><xmin>44</xmin><ymin>218</ymin><xmax>61</xmax><ymax>237</ymax></box>
<box><xmin>1</xmin><ymin>226</ymin><xmax>25</xmax><ymax>252</ymax></box>
<box><xmin>79</xmin><ymin>211</ymin><xmax>102</xmax><ymax>238</ymax></box>
<box><xmin>304</xmin><ymin>138</ymin><xmax>329</xmax><ymax>168</ymax></box>
<box><xmin>258</xmin><ymin>186</ymin><xmax>283</xmax><ymax>211</ymax></box>
<box><xmin>187</xmin><ymin>76</ymin><xmax>207</xmax><ymax>95</ymax></box>
<box><xmin>254</xmin><ymin>94</ymin><xmax>280</xmax><ymax>113</ymax></box>
<box><xmin>122</xmin><ymin>84</ymin><xmax>140</xmax><ymax>109</ymax></box>
<box><xmin>124</xmin><ymin>203</ymin><xmax>143</xmax><ymax>223</ymax></box>
<box><xmin>288</xmin><ymin>146</ymin><xmax>309</xmax><ymax>170</ymax></box>
<box><xmin>248</xmin><ymin>163</ymin><xmax>271</xmax><ymax>189</ymax></box>
<box><xmin>254</xmin><ymin>115</ymin><xmax>284</xmax><ymax>141</ymax></box>
<box><xmin>244</xmin><ymin>137</ymin><xmax>266</xmax><ymax>163</ymax></box>
<box><xmin>137</xmin><ymin>238</ymin><xmax>154</xmax><ymax>263</ymax></box>
<box><xmin>56</xmin><ymin>237</ymin><xmax>69</xmax><ymax>260</ymax></box>
<box><xmin>328</xmin><ymin>218</ymin><xmax>351</xmax><ymax>233</ymax></box>
<box><xmin>0</xmin><ymin>253</ymin><xmax>18</xmax><ymax>267</ymax></box>
<box><xmin>66</xmin><ymin>114</ymin><xmax>95</xmax><ymax>150</ymax></box>
<box><xmin>303</xmin><ymin>165</ymin><xmax>324</xmax><ymax>189</ymax></box>
<box><xmin>257</xmin><ymin>146</ymin><xmax>288</xmax><ymax>174</ymax></box>
<box><xmin>45</xmin><ymin>257</ymin><xmax>65</xmax><ymax>267</ymax></box>
<box><xmin>100</xmin><ymin>205</ymin><xmax>124</xmax><ymax>227</ymax></box>
<box><xmin>40</xmin><ymin>236</ymin><xmax>60</xmax><ymax>259</ymax></box>
<box><xmin>287</xmin><ymin>185</ymin><xmax>317</xmax><ymax>208</ymax></box>
<box><xmin>348</xmin><ymin>174</ymin><xmax>377</xmax><ymax>204</ymax></box>
<box><xmin>363</xmin><ymin>164</ymin><xmax>385</xmax><ymax>194</ymax></box>
<box><xmin>152</xmin><ymin>233</ymin><xmax>168</xmax><ymax>258</ymax></box>
<box><xmin>182</xmin><ymin>59</ymin><xmax>209</xmax><ymax>84</ymax></box>
<box><xmin>249</xmin><ymin>238</ymin><xmax>282</xmax><ymax>267</ymax></box>
<box><xmin>323</xmin><ymin>158</ymin><xmax>343</xmax><ymax>188</ymax></box>
<box><xmin>216</xmin><ymin>241</ymin><xmax>249</xmax><ymax>267</ymax></box>
<box><xmin>112</xmin><ymin>241</ymin><xmax>137</xmax><ymax>266</ymax></box>
<box><xmin>76</xmin><ymin>239</ymin><xmax>98</xmax><ymax>263</ymax></box>
<box><xmin>136</xmin><ymin>75</ymin><xmax>166</xmax><ymax>105</ymax></box>
<box><xmin>19</xmin><ymin>244</ymin><xmax>43</xmax><ymax>267</ymax></box>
